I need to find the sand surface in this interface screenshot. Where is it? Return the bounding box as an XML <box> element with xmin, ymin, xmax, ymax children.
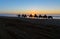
<box><xmin>0</xmin><ymin>17</ymin><xmax>60</xmax><ymax>39</ymax></box>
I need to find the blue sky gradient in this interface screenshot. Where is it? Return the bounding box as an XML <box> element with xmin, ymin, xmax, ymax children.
<box><xmin>0</xmin><ymin>0</ymin><xmax>60</xmax><ymax>14</ymax></box>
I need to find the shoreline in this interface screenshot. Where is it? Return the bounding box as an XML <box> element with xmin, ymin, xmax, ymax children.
<box><xmin>0</xmin><ymin>16</ymin><xmax>60</xmax><ymax>26</ymax></box>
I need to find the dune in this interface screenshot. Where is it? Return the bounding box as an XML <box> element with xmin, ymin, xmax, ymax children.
<box><xmin>0</xmin><ymin>16</ymin><xmax>60</xmax><ymax>39</ymax></box>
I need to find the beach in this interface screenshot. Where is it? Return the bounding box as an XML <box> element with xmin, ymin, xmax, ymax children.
<box><xmin>0</xmin><ymin>16</ymin><xmax>60</xmax><ymax>39</ymax></box>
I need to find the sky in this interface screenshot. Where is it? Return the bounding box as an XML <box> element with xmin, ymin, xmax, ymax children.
<box><xmin>0</xmin><ymin>0</ymin><xmax>60</xmax><ymax>14</ymax></box>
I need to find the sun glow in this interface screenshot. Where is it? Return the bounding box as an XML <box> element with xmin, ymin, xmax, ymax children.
<box><xmin>1</xmin><ymin>9</ymin><xmax>60</xmax><ymax>15</ymax></box>
<box><xmin>25</xmin><ymin>9</ymin><xmax>40</xmax><ymax>15</ymax></box>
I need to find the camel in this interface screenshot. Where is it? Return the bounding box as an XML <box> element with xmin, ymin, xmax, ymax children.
<box><xmin>17</xmin><ymin>14</ymin><xmax>20</xmax><ymax>17</ymax></box>
<box><xmin>22</xmin><ymin>14</ymin><xmax>27</xmax><ymax>18</ymax></box>
<box><xmin>42</xmin><ymin>15</ymin><xmax>47</xmax><ymax>18</ymax></box>
<box><xmin>38</xmin><ymin>14</ymin><xmax>53</xmax><ymax>19</ymax></box>
<box><xmin>39</xmin><ymin>15</ymin><xmax>42</xmax><ymax>18</ymax></box>
<box><xmin>34</xmin><ymin>14</ymin><xmax>38</xmax><ymax>17</ymax></box>
<box><xmin>17</xmin><ymin>14</ymin><xmax>53</xmax><ymax>19</ymax></box>
<box><xmin>48</xmin><ymin>16</ymin><xmax>53</xmax><ymax>19</ymax></box>
<box><xmin>29</xmin><ymin>14</ymin><xmax>33</xmax><ymax>17</ymax></box>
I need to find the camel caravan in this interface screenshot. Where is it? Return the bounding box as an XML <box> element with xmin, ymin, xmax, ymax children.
<box><xmin>17</xmin><ymin>14</ymin><xmax>53</xmax><ymax>19</ymax></box>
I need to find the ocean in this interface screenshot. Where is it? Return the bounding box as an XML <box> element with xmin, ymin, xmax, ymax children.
<box><xmin>0</xmin><ymin>14</ymin><xmax>60</xmax><ymax>19</ymax></box>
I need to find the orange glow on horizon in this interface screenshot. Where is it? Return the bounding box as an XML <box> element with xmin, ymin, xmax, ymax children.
<box><xmin>0</xmin><ymin>10</ymin><xmax>60</xmax><ymax>15</ymax></box>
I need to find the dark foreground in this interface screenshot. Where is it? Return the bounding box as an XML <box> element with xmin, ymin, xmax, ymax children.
<box><xmin>0</xmin><ymin>16</ymin><xmax>60</xmax><ymax>39</ymax></box>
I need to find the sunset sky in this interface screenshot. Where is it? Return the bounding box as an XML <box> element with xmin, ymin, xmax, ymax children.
<box><xmin>0</xmin><ymin>0</ymin><xmax>60</xmax><ymax>14</ymax></box>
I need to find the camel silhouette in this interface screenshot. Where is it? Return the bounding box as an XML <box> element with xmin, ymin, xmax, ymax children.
<box><xmin>48</xmin><ymin>16</ymin><xmax>53</xmax><ymax>19</ymax></box>
<box><xmin>22</xmin><ymin>14</ymin><xmax>27</xmax><ymax>18</ymax></box>
<box><xmin>18</xmin><ymin>14</ymin><xmax>20</xmax><ymax>17</ymax></box>
<box><xmin>17</xmin><ymin>14</ymin><xmax>53</xmax><ymax>19</ymax></box>
<box><xmin>42</xmin><ymin>15</ymin><xmax>47</xmax><ymax>18</ymax></box>
<box><xmin>29</xmin><ymin>14</ymin><xmax>33</xmax><ymax>17</ymax></box>
<box><xmin>39</xmin><ymin>14</ymin><xmax>42</xmax><ymax>18</ymax></box>
<box><xmin>34</xmin><ymin>14</ymin><xmax>38</xmax><ymax>17</ymax></box>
